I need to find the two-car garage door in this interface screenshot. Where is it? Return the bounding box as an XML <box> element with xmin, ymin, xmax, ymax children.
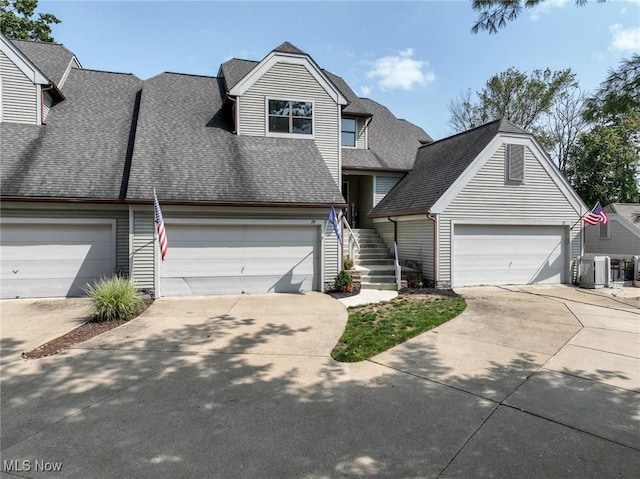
<box><xmin>1</xmin><ymin>220</ymin><xmax>116</xmax><ymax>298</ymax></box>
<box><xmin>160</xmin><ymin>223</ymin><xmax>320</xmax><ymax>296</ymax></box>
<box><xmin>453</xmin><ymin>224</ymin><xmax>566</xmax><ymax>287</ymax></box>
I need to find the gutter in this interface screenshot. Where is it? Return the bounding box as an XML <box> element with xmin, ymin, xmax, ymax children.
<box><xmin>0</xmin><ymin>196</ymin><xmax>348</xmax><ymax>209</ymax></box>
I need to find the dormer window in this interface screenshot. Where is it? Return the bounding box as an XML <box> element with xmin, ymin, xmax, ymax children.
<box><xmin>268</xmin><ymin>99</ymin><xmax>313</xmax><ymax>135</ymax></box>
<box><xmin>341</xmin><ymin>118</ymin><xmax>356</xmax><ymax>147</ymax></box>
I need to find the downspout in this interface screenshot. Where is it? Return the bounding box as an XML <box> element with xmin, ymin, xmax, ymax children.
<box><xmin>426</xmin><ymin>212</ymin><xmax>437</xmax><ymax>287</ymax></box>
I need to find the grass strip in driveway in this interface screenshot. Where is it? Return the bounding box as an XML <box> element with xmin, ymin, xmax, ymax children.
<box><xmin>332</xmin><ymin>294</ymin><xmax>467</xmax><ymax>362</ymax></box>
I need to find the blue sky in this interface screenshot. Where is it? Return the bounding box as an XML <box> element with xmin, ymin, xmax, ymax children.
<box><xmin>42</xmin><ymin>0</ymin><xmax>639</xmax><ymax>140</ymax></box>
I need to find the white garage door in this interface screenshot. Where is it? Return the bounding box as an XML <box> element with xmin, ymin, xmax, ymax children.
<box><xmin>1</xmin><ymin>220</ymin><xmax>116</xmax><ymax>298</ymax></box>
<box><xmin>453</xmin><ymin>224</ymin><xmax>566</xmax><ymax>287</ymax></box>
<box><xmin>160</xmin><ymin>223</ymin><xmax>319</xmax><ymax>296</ymax></box>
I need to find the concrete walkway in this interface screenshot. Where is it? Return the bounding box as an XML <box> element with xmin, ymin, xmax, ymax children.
<box><xmin>1</xmin><ymin>287</ymin><xmax>639</xmax><ymax>478</ymax></box>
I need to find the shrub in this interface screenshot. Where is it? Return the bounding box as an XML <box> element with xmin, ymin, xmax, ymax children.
<box><xmin>333</xmin><ymin>269</ymin><xmax>354</xmax><ymax>292</ymax></box>
<box><xmin>343</xmin><ymin>256</ymin><xmax>354</xmax><ymax>270</ymax></box>
<box><xmin>85</xmin><ymin>276</ymin><xmax>144</xmax><ymax>322</ymax></box>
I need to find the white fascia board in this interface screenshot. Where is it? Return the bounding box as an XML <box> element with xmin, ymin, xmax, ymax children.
<box><xmin>229</xmin><ymin>52</ymin><xmax>348</xmax><ymax>106</ymax></box>
<box><xmin>0</xmin><ymin>34</ymin><xmax>49</xmax><ymax>85</ymax></box>
<box><xmin>430</xmin><ymin>133</ymin><xmax>588</xmax><ymax>216</ymax></box>
<box><xmin>58</xmin><ymin>56</ymin><xmax>80</xmax><ymax>88</ymax></box>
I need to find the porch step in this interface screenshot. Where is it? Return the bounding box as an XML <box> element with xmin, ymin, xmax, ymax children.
<box><xmin>361</xmin><ymin>282</ymin><xmax>398</xmax><ymax>291</ymax></box>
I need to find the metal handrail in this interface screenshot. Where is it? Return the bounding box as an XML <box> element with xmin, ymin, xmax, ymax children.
<box><xmin>393</xmin><ymin>241</ymin><xmax>401</xmax><ymax>291</ymax></box>
<box><xmin>341</xmin><ymin>216</ymin><xmax>361</xmax><ymax>260</ymax></box>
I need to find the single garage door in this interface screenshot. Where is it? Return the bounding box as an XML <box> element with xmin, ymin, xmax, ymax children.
<box><xmin>453</xmin><ymin>224</ymin><xmax>566</xmax><ymax>287</ymax></box>
<box><xmin>160</xmin><ymin>223</ymin><xmax>319</xmax><ymax>296</ymax></box>
<box><xmin>1</xmin><ymin>220</ymin><xmax>116</xmax><ymax>298</ymax></box>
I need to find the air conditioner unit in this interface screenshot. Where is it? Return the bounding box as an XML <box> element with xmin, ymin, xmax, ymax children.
<box><xmin>578</xmin><ymin>255</ymin><xmax>611</xmax><ymax>289</ymax></box>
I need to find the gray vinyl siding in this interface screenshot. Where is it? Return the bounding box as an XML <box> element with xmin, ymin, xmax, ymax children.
<box><xmin>439</xmin><ymin>144</ymin><xmax>582</xmax><ymax>285</ymax></box>
<box><xmin>237</xmin><ymin>62</ymin><xmax>340</xmax><ymax>183</ymax></box>
<box><xmin>374</xmin><ymin>218</ymin><xmax>435</xmax><ymax>282</ymax></box>
<box><xmin>356</xmin><ymin>118</ymin><xmax>367</xmax><ymax>149</ymax></box>
<box><xmin>0</xmin><ymin>203</ymin><xmax>129</xmax><ymax>276</ymax></box>
<box><xmin>585</xmin><ymin>217</ymin><xmax>640</xmax><ymax>256</ymax></box>
<box><xmin>374</xmin><ymin>175</ymin><xmax>402</xmax><ymax>206</ymax></box>
<box><xmin>0</xmin><ymin>50</ymin><xmax>38</xmax><ymax>124</ymax></box>
<box><xmin>130</xmin><ymin>205</ymin><xmax>338</xmax><ymax>293</ymax></box>
<box><xmin>132</xmin><ymin>208</ymin><xmax>155</xmax><ymax>290</ymax></box>
<box><xmin>43</xmin><ymin>91</ymin><xmax>53</xmax><ymax>122</ymax></box>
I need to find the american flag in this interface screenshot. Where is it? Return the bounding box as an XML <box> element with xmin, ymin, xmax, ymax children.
<box><xmin>583</xmin><ymin>201</ymin><xmax>608</xmax><ymax>225</ymax></box>
<box><xmin>154</xmin><ymin>194</ymin><xmax>168</xmax><ymax>262</ymax></box>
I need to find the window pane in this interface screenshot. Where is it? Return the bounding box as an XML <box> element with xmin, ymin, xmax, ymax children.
<box><xmin>341</xmin><ymin>118</ymin><xmax>356</xmax><ymax>132</ymax></box>
<box><xmin>292</xmin><ymin>101</ymin><xmax>312</xmax><ymax>117</ymax></box>
<box><xmin>269</xmin><ymin>116</ymin><xmax>289</xmax><ymax>133</ymax></box>
<box><xmin>269</xmin><ymin>100</ymin><xmax>289</xmax><ymax>116</ymax></box>
<box><xmin>292</xmin><ymin>117</ymin><xmax>312</xmax><ymax>134</ymax></box>
<box><xmin>342</xmin><ymin>131</ymin><xmax>356</xmax><ymax>147</ymax></box>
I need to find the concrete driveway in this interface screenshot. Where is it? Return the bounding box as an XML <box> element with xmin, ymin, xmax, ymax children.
<box><xmin>1</xmin><ymin>287</ymin><xmax>638</xmax><ymax>478</ymax></box>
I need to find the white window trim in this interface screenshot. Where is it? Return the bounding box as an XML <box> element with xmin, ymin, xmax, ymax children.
<box><xmin>341</xmin><ymin>117</ymin><xmax>357</xmax><ymax>148</ymax></box>
<box><xmin>265</xmin><ymin>97</ymin><xmax>315</xmax><ymax>139</ymax></box>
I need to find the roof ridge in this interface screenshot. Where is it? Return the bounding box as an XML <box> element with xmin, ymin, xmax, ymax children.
<box><xmin>161</xmin><ymin>71</ymin><xmax>218</xmax><ymax>79</ymax></box>
<box><xmin>72</xmin><ymin>67</ymin><xmax>139</xmax><ymax>78</ymax></box>
<box><xmin>419</xmin><ymin>117</ymin><xmax>513</xmax><ymax>149</ymax></box>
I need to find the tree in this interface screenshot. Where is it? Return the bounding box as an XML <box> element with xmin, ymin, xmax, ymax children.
<box><xmin>0</xmin><ymin>0</ymin><xmax>60</xmax><ymax>42</ymax></box>
<box><xmin>448</xmin><ymin>67</ymin><xmax>585</xmax><ymax>168</ymax></box>
<box><xmin>471</xmin><ymin>0</ymin><xmax>604</xmax><ymax>34</ymax></box>
<box><xmin>565</xmin><ymin>113</ymin><xmax>640</xmax><ymax>206</ymax></box>
<box><xmin>566</xmin><ymin>55</ymin><xmax>640</xmax><ymax>205</ymax></box>
<box><xmin>544</xmin><ymin>87</ymin><xmax>589</xmax><ymax>174</ymax></box>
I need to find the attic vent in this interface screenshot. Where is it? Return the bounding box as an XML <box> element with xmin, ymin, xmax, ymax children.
<box><xmin>506</xmin><ymin>144</ymin><xmax>525</xmax><ymax>183</ymax></box>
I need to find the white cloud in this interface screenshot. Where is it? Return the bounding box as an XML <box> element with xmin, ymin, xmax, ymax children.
<box><xmin>530</xmin><ymin>0</ymin><xmax>569</xmax><ymax>20</ymax></box>
<box><xmin>610</xmin><ymin>24</ymin><xmax>640</xmax><ymax>52</ymax></box>
<box><xmin>360</xmin><ymin>85</ymin><xmax>373</xmax><ymax>96</ymax></box>
<box><xmin>366</xmin><ymin>49</ymin><xmax>434</xmax><ymax>92</ymax></box>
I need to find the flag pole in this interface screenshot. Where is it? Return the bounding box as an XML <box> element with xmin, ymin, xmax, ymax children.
<box><xmin>570</xmin><ymin>202</ymin><xmax>596</xmax><ymax>230</ymax></box>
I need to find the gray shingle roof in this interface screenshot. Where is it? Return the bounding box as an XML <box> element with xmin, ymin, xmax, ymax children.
<box><xmin>127</xmin><ymin>72</ymin><xmax>343</xmax><ymax>205</ymax></box>
<box><xmin>10</xmin><ymin>38</ymin><xmax>77</xmax><ymax>87</ymax></box>
<box><xmin>605</xmin><ymin>203</ymin><xmax>640</xmax><ymax>227</ymax></box>
<box><xmin>370</xmin><ymin>118</ymin><xmax>527</xmax><ymax>217</ymax></box>
<box><xmin>272</xmin><ymin>41</ymin><xmax>307</xmax><ymax>55</ymax></box>
<box><xmin>219</xmin><ymin>58</ymin><xmax>258</xmax><ymax>92</ymax></box>
<box><xmin>343</xmin><ymin>98</ymin><xmax>432</xmax><ymax>171</ymax></box>
<box><xmin>1</xmin><ymin>68</ymin><xmax>142</xmax><ymax>199</ymax></box>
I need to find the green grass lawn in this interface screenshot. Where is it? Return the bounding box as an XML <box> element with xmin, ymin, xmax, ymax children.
<box><xmin>331</xmin><ymin>294</ymin><xmax>467</xmax><ymax>362</ymax></box>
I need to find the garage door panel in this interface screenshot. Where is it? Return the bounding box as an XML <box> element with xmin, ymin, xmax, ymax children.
<box><xmin>1</xmin><ymin>259</ymin><xmax>114</xmax><ymax>280</ymax></box>
<box><xmin>166</xmin><ymin>245</ymin><xmax>317</xmax><ymax>261</ymax></box>
<box><xmin>161</xmin><ymin>256</ymin><xmax>316</xmax><ymax>277</ymax></box>
<box><xmin>161</xmin><ymin>224</ymin><xmax>319</xmax><ymax>296</ymax></box>
<box><xmin>453</xmin><ymin>225</ymin><xmax>566</xmax><ymax>287</ymax></box>
<box><xmin>163</xmin><ymin>273</ymin><xmax>315</xmax><ymax>296</ymax></box>
<box><xmin>1</xmin><ymin>224</ymin><xmax>112</xmax><ymax>242</ymax></box>
<box><xmin>1</xmin><ymin>241</ymin><xmax>113</xmax><ymax>261</ymax></box>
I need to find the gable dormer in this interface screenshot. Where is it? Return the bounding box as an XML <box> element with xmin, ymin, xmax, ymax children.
<box><xmin>0</xmin><ymin>33</ymin><xmax>49</xmax><ymax>125</ymax></box>
<box><xmin>221</xmin><ymin>42</ymin><xmax>348</xmax><ymax>182</ymax></box>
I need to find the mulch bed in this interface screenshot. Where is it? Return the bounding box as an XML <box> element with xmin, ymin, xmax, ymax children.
<box><xmin>22</xmin><ymin>300</ymin><xmax>153</xmax><ymax>360</ymax></box>
<box><xmin>325</xmin><ymin>282</ymin><xmax>362</xmax><ymax>299</ymax></box>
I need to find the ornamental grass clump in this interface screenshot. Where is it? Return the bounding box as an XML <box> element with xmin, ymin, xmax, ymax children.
<box><xmin>85</xmin><ymin>276</ymin><xmax>144</xmax><ymax>322</ymax></box>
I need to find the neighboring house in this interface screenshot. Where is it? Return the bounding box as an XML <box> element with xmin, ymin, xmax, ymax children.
<box><xmin>370</xmin><ymin>119</ymin><xmax>587</xmax><ymax>288</ymax></box>
<box><xmin>585</xmin><ymin>203</ymin><xmax>640</xmax><ymax>256</ymax></box>
<box><xmin>0</xmin><ymin>36</ymin><xmax>428</xmax><ymax>298</ymax></box>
